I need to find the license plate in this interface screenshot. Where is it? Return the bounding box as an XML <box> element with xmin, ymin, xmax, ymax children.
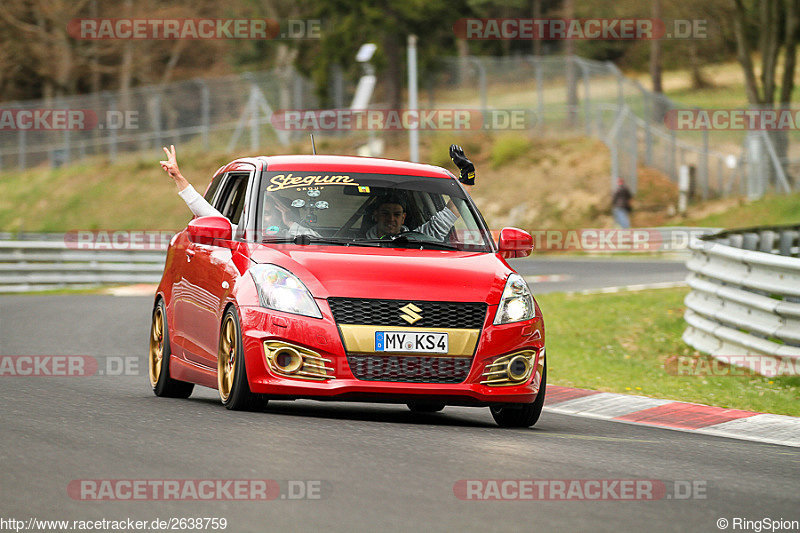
<box><xmin>375</xmin><ymin>331</ymin><xmax>449</xmax><ymax>354</ymax></box>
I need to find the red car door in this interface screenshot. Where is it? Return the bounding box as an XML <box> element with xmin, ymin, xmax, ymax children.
<box><xmin>178</xmin><ymin>171</ymin><xmax>251</xmax><ymax>368</ymax></box>
<box><xmin>184</xmin><ymin>243</ymin><xmax>240</xmax><ymax>367</ymax></box>
<box><xmin>170</xmin><ymin>234</ymin><xmax>217</xmax><ymax>367</ymax></box>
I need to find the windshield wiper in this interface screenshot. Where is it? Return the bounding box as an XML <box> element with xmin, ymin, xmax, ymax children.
<box><xmin>262</xmin><ymin>235</ymin><xmax>382</xmax><ymax>247</ymax></box>
<box><xmin>356</xmin><ymin>236</ymin><xmax>459</xmax><ymax>250</ymax></box>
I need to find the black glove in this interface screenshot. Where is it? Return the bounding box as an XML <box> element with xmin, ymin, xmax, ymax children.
<box><xmin>449</xmin><ymin>144</ymin><xmax>475</xmax><ymax>186</ymax></box>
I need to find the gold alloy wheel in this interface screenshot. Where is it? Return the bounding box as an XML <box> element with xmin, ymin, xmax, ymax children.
<box><xmin>218</xmin><ymin>315</ymin><xmax>237</xmax><ymax>402</ymax></box>
<box><xmin>148</xmin><ymin>307</ymin><xmax>164</xmax><ymax>387</ymax></box>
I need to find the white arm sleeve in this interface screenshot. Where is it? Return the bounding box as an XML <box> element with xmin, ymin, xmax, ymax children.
<box><xmin>178</xmin><ymin>185</ymin><xmax>224</xmax><ymax>218</ymax></box>
<box><xmin>416</xmin><ymin>208</ymin><xmax>458</xmax><ymax>240</ymax></box>
<box><xmin>288</xmin><ymin>222</ymin><xmax>321</xmax><ymax>237</ymax></box>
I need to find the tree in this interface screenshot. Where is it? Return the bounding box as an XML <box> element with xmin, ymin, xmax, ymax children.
<box><xmin>733</xmin><ymin>0</ymin><xmax>799</xmax><ymax>106</ymax></box>
<box><xmin>733</xmin><ymin>0</ymin><xmax>800</xmax><ymax>184</ymax></box>
<box><xmin>0</xmin><ymin>0</ymin><xmax>91</xmax><ymax>101</ymax></box>
<box><xmin>650</xmin><ymin>0</ymin><xmax>663</xmax><ymax>94</ymax></box>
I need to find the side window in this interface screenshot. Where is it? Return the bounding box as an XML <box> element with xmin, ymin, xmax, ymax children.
<box><xmin>213</xmin><ymin>174</ymin><xmax>249</xmax><ymax>223</ymax></box>
<box><xmin>203</xmin><ymin>173</ymin><xmax>224</xmax><ymax>203</ymax></box>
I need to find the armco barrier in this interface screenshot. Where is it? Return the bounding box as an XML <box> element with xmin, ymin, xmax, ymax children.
<box><xmin>0</xmin><ymin>237</ymin><xmax>168</xmax><ymax>293</ymax></box>
<box><xmin>683</xmin><ymin>224</ymin><xmax>800</xmax><ymax>376</ymax></box>
<box><xmin>0</xmin><ymin>228</ymin><xmax>715</xmax><ymax>293</ymax></box>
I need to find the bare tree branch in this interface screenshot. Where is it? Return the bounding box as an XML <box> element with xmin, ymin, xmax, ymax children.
<box><xmin>733</xmin><ymin>0</ymin><xmax>763</xmax><ymax>104</ymax></box>
<box><xmin>760</xmin><ymin>0</ymin><xmax>780</xmax><ymax>104</ymax></box>
<box><xmin>780</xmin><ymin>0</ymin><xmax>800</xmax><ymax>105</ymax></box>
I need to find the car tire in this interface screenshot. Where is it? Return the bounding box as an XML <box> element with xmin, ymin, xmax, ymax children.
<box><xmin>149</xmin><ymin>299</ymin><xmax>194</xmax><ymax>398</ymax></box>
<box><xmin>407</xmin><ymin>401</ymin><xmax>446</xmax><ymax>413</ymax></box>
<box><xmin>218</xmin><ymin>307</ymin><xmax>268</xmax><ymax>411</ymax></box>
<box><xmin>490</xmin><ymin>359</ymin><xmax>546</xmax><ymax>428</ymax></box>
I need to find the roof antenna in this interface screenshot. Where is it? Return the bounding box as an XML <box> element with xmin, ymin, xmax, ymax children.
<box><xmin>310</xmin><ymin>133</ymin><xmax>317</xmax><ymax>155</ymax></box>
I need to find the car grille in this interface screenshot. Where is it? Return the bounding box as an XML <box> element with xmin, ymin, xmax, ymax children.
<box><xmin>345</xmin><ymin>354</ymin><xmax>471</xmax><ymax>384</ymax></box>
<box><xmin>328</xmin><ymin>298</ymin><xmax>487</xmax><ymax>329</ymax></box>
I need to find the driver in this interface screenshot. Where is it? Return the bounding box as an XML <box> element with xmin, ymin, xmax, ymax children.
<box><xmin>366</xmin><ymin>144</ymin><xmax>475</xmax><ymax>240</ymax></box>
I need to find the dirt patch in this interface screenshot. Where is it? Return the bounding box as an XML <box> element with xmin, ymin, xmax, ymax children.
<box><xmin>632</xmin><ymin>166</ymin><xmax>679</xmax><ymax>227</ymax></box>
<box><xmin>677</xmin><ymin>197</ymin><xmax>744</xmax><ymax>223</ymax></box>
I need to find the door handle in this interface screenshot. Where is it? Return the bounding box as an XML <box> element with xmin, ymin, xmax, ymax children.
<box><xmin>186</xmin><ymin>249</ymin><xmax>195</xmax><ymax>262</ymax></box>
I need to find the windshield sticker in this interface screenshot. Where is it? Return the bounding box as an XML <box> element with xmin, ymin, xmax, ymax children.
<box><xmin>266</xmin><ymin>173</ymin><xmax>357</xmax><ymax>192</ymax></box>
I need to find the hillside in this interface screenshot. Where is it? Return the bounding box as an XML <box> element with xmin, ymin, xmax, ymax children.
<box><xmin>0</xmin><ymin>132</ymin><xmax>795</xmax><ymax>233</ymax></box>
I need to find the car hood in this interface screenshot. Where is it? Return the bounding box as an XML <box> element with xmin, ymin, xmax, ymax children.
<box><xmin>246</xmin><ymin>244</ymin><xmax>512</xmax><ymax>304</ymax></box>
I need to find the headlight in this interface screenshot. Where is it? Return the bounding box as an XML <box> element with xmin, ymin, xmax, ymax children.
<box><xmin>250</xmin><ymin>265</ymin><xmax>322</xmax><ymax>318</ymax></box>
<box><xmin>493</xmin><ymin>273</ymin><xmax>535</xmax><ymax>325</ymax></box>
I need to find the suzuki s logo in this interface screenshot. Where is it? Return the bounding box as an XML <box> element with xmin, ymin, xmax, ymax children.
<box><xmin>399</xmin><ymin>303</ymin><xmax>422</xmax><ymax>325</ymax></box>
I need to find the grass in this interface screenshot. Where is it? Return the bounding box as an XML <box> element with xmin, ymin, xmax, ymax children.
<box><xmin>0</xmin><ymin>286</ymin><xmax>108</xmax><ymax>296</ymax></box>
<box><xmin>0</xmin><ymin>131</ymin><xmax>617</xmax><ymax>233</ymax></box>
<box><xmin>678</xmin><ymin>191</ymin><xmax>800</xmax><ymax>229</ymax></box>
<box><xmin>536</xmin><ymin>287</ymin><xmax>800</xmax><ymax>416</ymax></box>
<box><xmin>0</xmin><ymin>133</ymin><xmax>375</xmax><ymax>233</ymax></box>
<box><xmin>3</xmin><ymin>130</ymin><xmax>798</xmax><ymax>235</ymax></box>
<box><xmin>490</xmin><ymin>135</ymin><xmax>532</xmax><ymax>169</ymax></box>
<box><xmin>0</xmin><ymin>144</ymin><xmax>227</xmax><ymax>232</ymax></box>
<box><xmin>2</xmin><ymin>57</ymin><xmax>800</xmax><ymax>235</ymax></box>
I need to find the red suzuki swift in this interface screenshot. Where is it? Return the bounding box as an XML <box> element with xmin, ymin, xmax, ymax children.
<box><xmin>149</xmin><ymin>155</ymin><xmax>545</xmax><ymax>427</ymax></box>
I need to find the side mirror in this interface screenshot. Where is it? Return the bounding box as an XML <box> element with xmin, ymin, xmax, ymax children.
<box><xmin>497</xmin><ymin>227</ymin><xmax>533</xmax><ymax>258</ymax></box>
<box><xmin>187</xmin><ymin>216</ymin><xmax>232</xmax><ymax>245</ymax></box>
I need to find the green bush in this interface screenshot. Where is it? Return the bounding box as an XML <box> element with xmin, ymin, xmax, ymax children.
<box><xmin>490</xmin><ymin>135</ymin><xmax>531</xmax><ymax>169</ymax></box>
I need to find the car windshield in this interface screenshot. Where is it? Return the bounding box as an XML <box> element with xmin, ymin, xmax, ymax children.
<box><xmin>252</xmin><ymin>171</ymin><xmax>493</xmax><ymax>252</ymax></box>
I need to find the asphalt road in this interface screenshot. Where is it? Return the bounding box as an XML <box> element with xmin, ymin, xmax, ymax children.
<box><xmin>509</xmin><ymin>255</ymin><xmax>690</xmax><ymax>293</ymax></box>
<box><xmin>1</xmin><ymin>260</ymin><xmax>798</xmax><ymax>533</ymax></box>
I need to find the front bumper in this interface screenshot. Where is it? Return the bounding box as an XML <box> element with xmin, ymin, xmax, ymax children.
<box><xmin>238</xmin><ymin>300</ymin><xmax>545</xmax><ymax>405</ymax></box>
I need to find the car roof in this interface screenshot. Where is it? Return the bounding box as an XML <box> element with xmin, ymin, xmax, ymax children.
<box><xmin>257</xmin><ymin>155</ymin><xmax>455</xmax><ymax>178</ymax></box>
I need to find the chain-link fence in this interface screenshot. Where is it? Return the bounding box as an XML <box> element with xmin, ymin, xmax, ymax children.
<box><xmin>0</xmin><ymin>67</ymin><xmax>319</xmax><ymax>171</ymax></box>
<box><xmin>423</xmin><ymin>55</ymin><xmax>800</xmax><ymax>199</ymax></box>
<box><xmin>1</xmin><ymin>55</ymin><xmax>798</xmax><ymax>201</ymax></box>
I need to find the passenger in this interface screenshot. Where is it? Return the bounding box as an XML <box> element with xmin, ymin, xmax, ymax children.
<box><xmin>159</xmin><ymin>145</ymin><xmax>318</xmax><ymax>237</ymax></box>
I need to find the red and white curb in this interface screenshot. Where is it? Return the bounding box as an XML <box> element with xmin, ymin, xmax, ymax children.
<box><xmin>104</xmin><ymin>283</ymin><xmax>158</xmax><ymax>296</ymax></box>
<box><xmin>566</xmin><ymin>280</ymin><xmax>687</xmax><ymax>295</ymax></box>
<box><xmin>544</xmin><ymin>386</ymin><xmax>800</xmax><ymax>448</ymax></box>
<box><xmin>523</xmin><ymin>274</ymin><xmax>571</xmax><ymax>284</ymax></box>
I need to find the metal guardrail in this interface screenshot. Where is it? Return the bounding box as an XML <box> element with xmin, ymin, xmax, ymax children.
<box><xmin>683</xmin><ymin>224</ymin><xmax>800</xmax><ymax>376</ymax></box>
<box><xmin>0</xmin><ymin>227</ymin><xmax>716</xmax><ymax>293</ymax></box>
<box><xmin>0</xmin><ymin>238</ymin><xmax>167</xmax><ymax>293</ymax></box>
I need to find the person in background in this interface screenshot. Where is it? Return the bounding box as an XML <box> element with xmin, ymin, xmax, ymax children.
<box><xmin>611</xmin><ymin>177</ymin><xmax>633</xmax><ymax>229</ymax></box>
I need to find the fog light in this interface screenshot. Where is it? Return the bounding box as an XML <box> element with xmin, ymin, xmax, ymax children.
<box><xmin>507</xmin><ymin>354</ymin><xmax>531</xmax><ymax>381</ymax></box>
<box><xmin>263</xmin><ymin>341</ymin><xmax>335</xmax><ymax>381</ymax></box>
<box><xmin>480</xmin><ymin>350</ymin><xmax>538</xmax><ymax>386</ymax></box>
<box><xmin>272</xmin><ymin>347</ymin><xmax>303</xmax><ymax>374</ymax></box>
